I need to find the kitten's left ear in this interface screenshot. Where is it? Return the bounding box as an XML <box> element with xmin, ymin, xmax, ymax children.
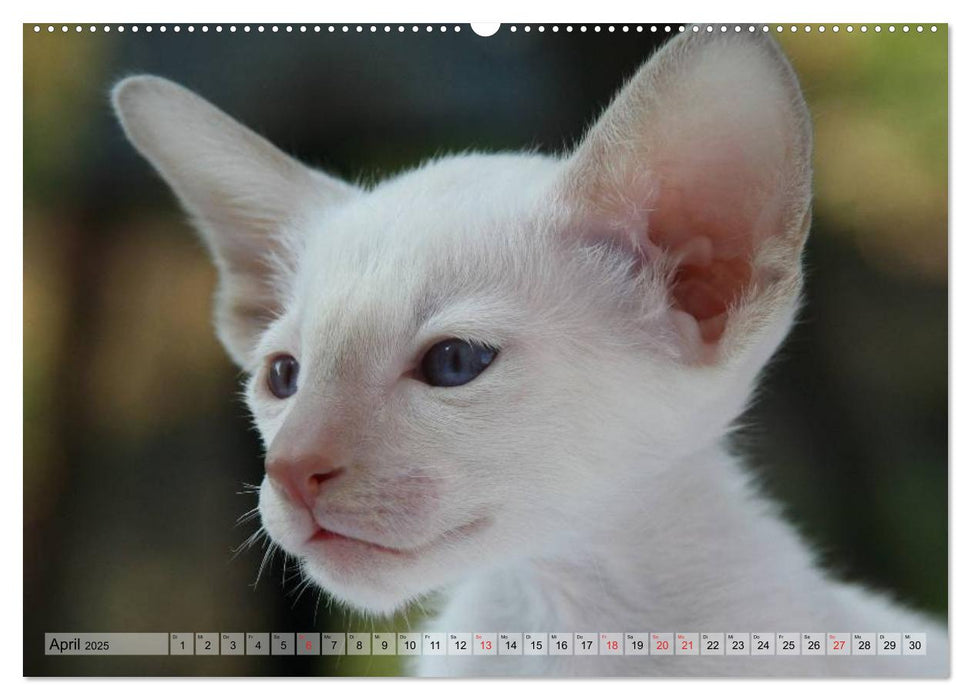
<box><xmin>112</xmin><ymin>76</ymin><xmax>359</xmax><ymax>368</ymax></box>
<box><xmin>560</xmin><ymin>31</ymin><xmax>812</xmax><ymax>367</ymax></box>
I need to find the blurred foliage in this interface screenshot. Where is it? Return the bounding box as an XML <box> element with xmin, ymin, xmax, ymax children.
<box><xmin>779</xmin><ymin>30</ymin><xmax>947</xmax><ymax>279</ymax></box>
<box><xmin>23</xmin><ymin>25</ymin><xmax>946</xmax><ymax>676</ymax></box>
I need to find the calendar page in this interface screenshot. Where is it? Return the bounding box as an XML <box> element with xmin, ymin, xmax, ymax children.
<box><xmin>23</xmin><ymin>20</ymin><xmax>948</xmax><ymax>678</ymax></box>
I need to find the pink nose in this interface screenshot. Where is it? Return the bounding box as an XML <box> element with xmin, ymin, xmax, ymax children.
<box><xmin>265</xmin><ymin>455</ymin><xmax>344</xmax><ymax>509</ymax></box>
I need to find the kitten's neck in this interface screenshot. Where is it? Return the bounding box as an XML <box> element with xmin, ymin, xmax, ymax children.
<box><xmin>423</xmin><ymin>443</ymin><xmax>947</xmax><ymax>677</ymax></box>
<box><xmin>436</xmin><ymin>443</ymin><xmax>826</xmax><ymax>633</ymax></box>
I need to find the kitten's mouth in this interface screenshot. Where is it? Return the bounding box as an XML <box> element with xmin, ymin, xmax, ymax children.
<box><xmin>304</xmin><ymin>517</ymin><xmax>490</xmax><ymax>559</ymax></box>
<box><xmin>307</xmin><ymin>527</ymin><xmax>406</xmax><ymax>555</ymax></box>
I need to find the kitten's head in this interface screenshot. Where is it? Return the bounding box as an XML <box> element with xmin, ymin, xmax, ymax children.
<box><xmin>113</xmin><ymin>32</ymin><xmax>811</xmax><ymax>614</ymax></box>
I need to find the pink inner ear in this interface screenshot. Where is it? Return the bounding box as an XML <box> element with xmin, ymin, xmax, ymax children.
<box><xmin>670</xmin><ymin>259</ymin><xmax>751</xmax><ymax>343</ymax></box>
<box><xmin>647</xmin><ymin>154</ymin><xmax>777</xmax><ymax>344</ymax></box>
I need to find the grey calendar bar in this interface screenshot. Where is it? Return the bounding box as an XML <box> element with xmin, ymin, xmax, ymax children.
<box><xmin>45</xmin><ymin>633</ymin><xmax>169</xmax><ymax>655</ymax></box>
<box><xmin>44</xmin><ymin>631</ymin><xmax>928</xmax><ymax>656</ymax></box>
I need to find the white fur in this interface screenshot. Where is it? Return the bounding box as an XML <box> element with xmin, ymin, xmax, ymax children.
<box><xmin>112</xmin><ymin>31</ymin><xmax>947</xmax><ymax>677</ymax></box>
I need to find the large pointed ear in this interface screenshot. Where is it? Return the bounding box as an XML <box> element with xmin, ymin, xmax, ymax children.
<box><xmin>560</xmin><ymin>31</ymin><xmax>812</xmax><ymax>367</ymax></box>
<box><xmin>112</xmin><ymin>76</ymin><xmax>359</xmax><ymax>368</ymax></box>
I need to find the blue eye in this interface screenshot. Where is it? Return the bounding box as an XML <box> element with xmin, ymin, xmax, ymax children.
<box><xmin>420</xmin><ymin>339</ymin><xmax>497</xmax><ymax>387</ymax></box>
<box><xmin>267</xmin><ymin>354</ymin><xmax>299</xmax><ymax>398</ymax></box>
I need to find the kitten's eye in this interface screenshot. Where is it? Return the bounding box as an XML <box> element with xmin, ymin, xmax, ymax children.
<box><xmin>420</xmin><ymin>339</ymin><xmax>497</xmax><ymax>388</ymax></box>
<box><xmin>267</xmin><ymin>354</ymin><xmax>299</xmax><ymax>398</ymax></box>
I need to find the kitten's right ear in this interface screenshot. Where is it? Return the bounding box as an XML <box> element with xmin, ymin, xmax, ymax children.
<box><xmin>112</xmin><ymin>76</ymin><xmax>358</xmax><ymax>368</ymax></box>
<box><xmin>558</xmin><ymin>32</ymin><xmax>812</xmax><ymax>371</ymax></box>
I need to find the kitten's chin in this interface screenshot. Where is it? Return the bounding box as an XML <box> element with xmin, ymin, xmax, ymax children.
<box><xmin>295</xmin><ymin>517</ymin><xmax>491</xmax><ymax>615</ymax></box>
<box><xmin>299</xmin><ymin>552</ymin><xmax>424</xmax><ymax>616</ymax></box>
<box><xmin>258</xmin><ymin>484</ymin><xmax>494</xmax><ymax>615</ymax></box>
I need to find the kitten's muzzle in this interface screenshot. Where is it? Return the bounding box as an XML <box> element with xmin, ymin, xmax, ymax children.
<box><xmin>265</xmin><ymin>454</ymin><xmax>344</xmax><ymax>510</ymax></box>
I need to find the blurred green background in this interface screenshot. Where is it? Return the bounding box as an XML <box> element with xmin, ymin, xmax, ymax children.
<box><xmin>23</xmin><ymin>24</ymin><xmax>947</xmax><ymax>676</ymax></box>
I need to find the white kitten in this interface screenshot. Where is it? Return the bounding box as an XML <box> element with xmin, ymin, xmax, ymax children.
<box><xmin>112</xmin><ymin>32</ymin><xmax>947</xmax><ymax>677</ymax></box>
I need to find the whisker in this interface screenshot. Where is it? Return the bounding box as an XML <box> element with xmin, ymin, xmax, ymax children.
<box><xmin>235</xmin><ymin>506</ymin><xmax>261</xmax><ymax>527</ymax></box>
<box><xmin>252</xmin><ymin>539</ymin><xmax>278</xmax><ymax>589</ymax></box>
<box><xmin>282</xmin><ymin>559</ymin><xmax>305</xmax><ymax>586</ymax></box>
<box><xmin>289</xmin><ymin>576</ymin><xmax>316</xmax><ymax>609</ymax></box>
<box><xmin>231</xmin><ymin>526</ymin><xmax>267</xmax><ymax>559</ymax></box>
<box><xmin>237</xmin><ymin>482</ymin><xmax>262</xmax><ymax>495</ymax></box>
<box><xmin>313</xmin><ymin>588</ymin><xmax>324</xmax><ymax>626</ymax></box>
